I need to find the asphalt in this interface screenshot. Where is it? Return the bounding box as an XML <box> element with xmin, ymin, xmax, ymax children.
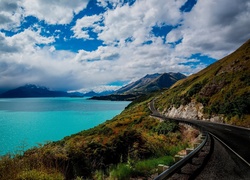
<box><xmin>149</xmin><ymin>100</ymin><xmax>250</xmax><ymax>170</ymax></box>
<box><xmin>186</xmin><ymin>119</ymin><xmax>250</xmax><ymax>166</ymax></box>
<box><xmin>196</xmin><ymin>136</ymin><xmax>250</xmax><ymax>179</ymax></box>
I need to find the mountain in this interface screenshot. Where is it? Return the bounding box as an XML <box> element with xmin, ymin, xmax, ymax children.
<box><xmin>115</xmin><ymin>72</ymin><xmax>186</xmax><ymax>94</ymax></box>
<box><xmin>115</xmin><ymin>73</ymin><xmax>161</xmax><ymax>94</ymax></box>
<box><xmin>90</xmin><ymin>72</ymin><xmax>186</xmax><ymax>101</ymax></box>
<box><xmin>155</xmin><ymin>39</ymin><xmax>250</xmax><ymax>127</ymax></box>
<box><xmin>82</xmin><ymin>90</ymin><xmax>115</xmax><ymax>97</ymax></box>
<box><xmin>0</xmin><ymin>84</ymin><xmax>84</xmax><ymax>98</ymax></box>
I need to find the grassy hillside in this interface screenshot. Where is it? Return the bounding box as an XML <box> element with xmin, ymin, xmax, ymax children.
<box><xmin>155</xmin><ymin>39</ymin><xmax>250</xmax><ymax>127</ymax></box>
<box><xmin>0</xmin><ymin>93</ymin><xmax>195</xmax><ymax>180</ymax></box>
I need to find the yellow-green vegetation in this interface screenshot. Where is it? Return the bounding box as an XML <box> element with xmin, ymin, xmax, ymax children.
<box><xmin>155</xmin><ymin>39</ymin><xmax>250</xmax><ymax>127</ymax></box>
<box><xmin>108</xmin><ymin>156</ymin><xmax>174</xmax><ymax>180</ymax></box>
<box><xmin>0</xmin><ymin>93</ymin><xmax>190</xmax><ymax>179</ymax></box>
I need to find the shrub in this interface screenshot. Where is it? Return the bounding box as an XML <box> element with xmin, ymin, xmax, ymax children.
<box><xmin>153</xmin><ymin>121</ymin><xmax>178</xmax><ymax>135</ymax></box>
<box><xmin>109</xmin><ymin>164</ymin><xmax>133</xmax><ymax>180</ymax></box>
<box><xmin>16</xmin><ymin>170</ymin><xmax>64</xmax><ymax>180</ymax></box>
<box><xmin>133</xmin><ymin>156</ymin><xmax>173</xmax><ymax>177</ymax></box>
<box><xmin>187</xmin><ymin>82</ymin><xmax>203</xmax><ymax>97</ymax></box>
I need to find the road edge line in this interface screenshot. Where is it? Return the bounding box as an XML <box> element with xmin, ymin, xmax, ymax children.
<box><xmin>209</xmin><ymin>132</ymin><xmax>250</xmax><ymax>167</ymax></box>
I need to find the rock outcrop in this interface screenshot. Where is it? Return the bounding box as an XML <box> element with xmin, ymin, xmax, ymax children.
<box><xmin>163</xmin><ymin>100</ymin><xmax>224</xmax><ymax>123</ymax></box>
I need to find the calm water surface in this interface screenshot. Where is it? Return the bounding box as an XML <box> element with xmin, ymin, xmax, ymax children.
<box><xmin>0</xmin><ymin>98</ymin><xmax>130</xmax><ymax>155</ymax></box>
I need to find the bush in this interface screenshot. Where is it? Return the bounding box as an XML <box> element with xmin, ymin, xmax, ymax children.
<box><xmin>196</xmin><ymin>96</ymin><xmax>209</xmax><ymax>106</ymax></box>
<box><xmin>109</xmin><ymin>164</ymin><xmax>133</xmax><ymax>180</ymax></box>
<box><xmin>204</xmin><ymin>92</ymin><xmax>250</xmax><ymax>119</ymax></box>
<box><xmin>187</xmin><ymin>82</ymin><xmax>203</xmax><ymax>97</ymax></box>
<box><xmin>153</xmin><ymin>121</ymin><xmax>178</xmax><ymax>135</ymax></box>
<box><xmin>16</xmin><ymin>170</ymin><xmax>64</xmax><ymax>180</ymax></box>
<box><xmin>133</xmin><ymin>156</ymin><xmax>173</xmax><ymax>177</ymax></box>
<box><xmin>108</xmin><ymin>156</ymin><xmax>174</xmax><ymax>179</ymax></box>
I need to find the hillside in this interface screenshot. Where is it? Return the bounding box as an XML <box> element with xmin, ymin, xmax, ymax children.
<box><xmin>0</xmin><ymin>84</ymin><xmax>84</xmax><ymax>98</ymax></box>
<box><xmin>155</xmin><ymin>39</ymin><xmax>250</xmax><ymax>127</ymax></box>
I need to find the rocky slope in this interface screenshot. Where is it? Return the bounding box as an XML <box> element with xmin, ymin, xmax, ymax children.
<box><xmin>155</xmin><ymin>39</ymin><xmax>250</xmax><ymax>127</ymax></box>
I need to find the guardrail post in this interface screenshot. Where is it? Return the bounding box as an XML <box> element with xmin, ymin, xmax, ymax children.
<box><xmin>194</xmin><ymin>143</ymin><xmax>200</xmax><ymax>148</ymax></box>
<box><xmin>158</xmin><ymin>164</ymin><xmax>169</xmax><ymax>174</ymax></box>
<box><xmin>174</xmin><ymin>155</ymin><xmax>185</xmax><ymax>162</ymax></box>
<box><xmin>200</xmin><ymin>134</ymin><xmax>206</xmax><ymax>140</ymax></box>
<box><xmin>186</xmin><ymin>148</ymin><xmax>194</xmax><ymax>155</ymax></box>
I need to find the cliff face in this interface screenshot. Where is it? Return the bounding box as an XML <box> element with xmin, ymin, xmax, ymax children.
<box><xmin>163</xmin><ymin>100</ymin><xmax>224</xmax><ymax>123</ymax></box>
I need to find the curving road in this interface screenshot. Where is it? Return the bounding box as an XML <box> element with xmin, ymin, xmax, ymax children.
<box><xmin>149</xmin><ymin>100</ymin><xmax>250</xmax><ymax>170</ymax></box>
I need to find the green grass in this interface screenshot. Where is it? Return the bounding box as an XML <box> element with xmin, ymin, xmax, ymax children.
<box><xmin>109</xmin><ymin>164</ymin><xmax>133</xmax><ymax>180</ymax></box>
<box><xmin>108</xmin><ymin>156</ymin><xmax>174</xmax><ymax>179</ymax></box>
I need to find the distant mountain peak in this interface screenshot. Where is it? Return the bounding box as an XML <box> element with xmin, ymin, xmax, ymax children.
<box><xmin>144</xmin><ymin>73</ymin><xmax>161</xmax><ymax>78</ymax></box>
<box><xmin>115</xmin><ymin>72</ymin><xmax>186</xmax><ymax>95</ymax></box>
<box><xmin>23</xmin><ymin>84</ymin><xmax>48</xmax><ymax>90</ymax></box>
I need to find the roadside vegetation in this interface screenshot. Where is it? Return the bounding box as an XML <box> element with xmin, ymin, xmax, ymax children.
<box><xmin>155</xmin><ymin>39</ymin><xmax>250</xmax><ymax>127</ymax></box>
<box><xmin>0</xmin><ymin>92</ymin><xmax>194</xmax><ymax>179</ymax></box>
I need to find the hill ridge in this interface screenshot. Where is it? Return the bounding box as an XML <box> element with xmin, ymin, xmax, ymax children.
<box><xmin>156</xmin><ymin>39</ymin><xmax>250</xmax><ymax>127</ymax></box>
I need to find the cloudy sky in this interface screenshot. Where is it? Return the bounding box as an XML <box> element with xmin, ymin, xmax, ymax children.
<box><xmin>0</xmin><ymin>0</ymin><xmax>250</xmax><ymax>93</ymax></box>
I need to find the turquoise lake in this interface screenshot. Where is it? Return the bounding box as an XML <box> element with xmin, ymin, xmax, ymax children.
<box><xmin>0</xmin><ymin>98</ymin><xmax>130</xmax><ymax>155</ymax></box>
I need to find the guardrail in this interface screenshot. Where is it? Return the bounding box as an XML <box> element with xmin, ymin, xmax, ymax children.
<box><xmin>149</xmin><ymin>100</ymin><xmax>211</xmax><ymax>179</ymax></box>
<box><xmin>154</xmin><ymin>132</ymin><xmax>209</xmax><ymax>180</ymax></box>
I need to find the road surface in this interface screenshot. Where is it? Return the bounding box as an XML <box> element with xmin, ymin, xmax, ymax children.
<box><xmin>149</xmin><ymin>101</ymin><xmax>250</xmax><ymax>179</ymax></box>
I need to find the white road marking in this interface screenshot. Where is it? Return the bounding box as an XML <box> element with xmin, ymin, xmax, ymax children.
<box><xmin>210</xmin><ymin>133</ymin><xmax>250</xmax><ymax>167</ymax></box>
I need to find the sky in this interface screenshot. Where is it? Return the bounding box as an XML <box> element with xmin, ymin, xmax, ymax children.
<box><xmin>0</xmin><ymin>0</ymin><xmax>250</xmax><ymax>93</ymax></box>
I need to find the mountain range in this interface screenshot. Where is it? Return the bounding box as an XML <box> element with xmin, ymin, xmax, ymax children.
<box><xmin>0</xmin><ymin>84</ymin><xmax>83</xmax><ymax>98</ymax></box>
<box><xmin>0</xmin><ymin>72</ymin><xmax>186</xmax><ymax>99</ymax></box>
<box><xmin>115</xmin><ymin>72</ymin><xmax>186</xmax><ymax>94</ymax></box>
<box><xmin>91</xmin><ymin>72</ymin><xmax>186</xmax><ymax>100</ymax></box>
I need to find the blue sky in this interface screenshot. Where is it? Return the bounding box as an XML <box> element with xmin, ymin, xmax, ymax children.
<box><xmin>0</xmin><ymin>0</ymin><xmax>250</xmax><ymax>93</ymax></box>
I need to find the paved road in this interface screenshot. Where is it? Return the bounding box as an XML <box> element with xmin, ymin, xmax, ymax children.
<box><xmin>196</xmin><ymin>136</ymin><xmax>250</xmax><ymax>179</ymax></box>
<box><xmin>149</xmin><ymin>100</ymin><xmax>250</xmax><ymax>167</ymax></box>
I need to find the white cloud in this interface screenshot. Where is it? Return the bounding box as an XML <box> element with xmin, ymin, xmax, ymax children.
<box><xmin>0</xmin><ymin>0</ymin><xmax>23</xmax><ymax>30</ymax></box>
<box><xmin>75</xmin><ymin>85</ymin><xmax>121</xmax><ymax>93</ymax></box>
<box><xmin>74</xmin><ymin>38</ymin><xmax>199</xmax><ymax>83</ymax></box>
<box><xmin>1</xmin><ymin>0</ymin><xmax>250</xmax><ymax>93</ymax></box>
<box><xmin>72</xmin><ymin>15</ymin><xmax>103</xmax><ymax>39</ymax></box>
<box><xmin>96</xmin><ymin>0</ymin><xmax>124</xmax><ymax>8</ymax></box>
<box><xmin>167</xmin><ymin>0</ymin><xmax>250</xmax><ymax>59</ymax></box>
<box><xmin>21</xmin><ymin>0</ymin><xmax>89</xmax><ymax>24</ymax></box>
<box><xmin>98</xmin><ymin>0</ymin><xmax>186</xmax><ymax>45</ymax></box>
<box><xmin>0</xmin><ymin>0</ymin><xmax>90</xmax><ymax>30</ymax></box>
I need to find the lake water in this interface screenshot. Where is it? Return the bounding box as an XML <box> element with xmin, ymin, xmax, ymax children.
<box><xmin>0</xmin><ymin>98</ymin><xmax>130</xmax><ymax>155</ymax></box>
